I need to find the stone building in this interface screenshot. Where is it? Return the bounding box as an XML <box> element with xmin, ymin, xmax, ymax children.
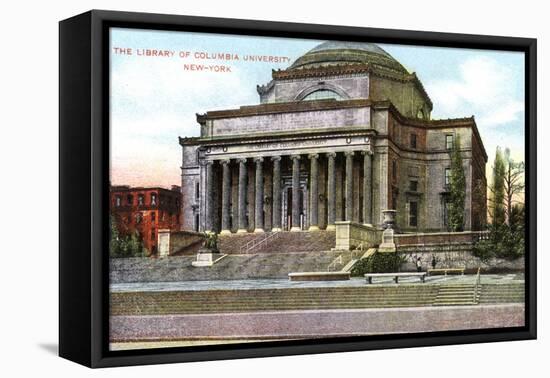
<box><xmin>179</xmin><ymin>41</ymin><xmax>487</xmax><ymax>234</ymax></box>
<box><xmin>110</xmin><ymin>185</ymin><xmax>182</xmax><ymax>254</ymax></box>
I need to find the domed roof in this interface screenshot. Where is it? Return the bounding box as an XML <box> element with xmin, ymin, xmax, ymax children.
<box><xmin>289</xmin><ymin>41</ymin><xmax>407</xmax><ymax>73</ymax></box>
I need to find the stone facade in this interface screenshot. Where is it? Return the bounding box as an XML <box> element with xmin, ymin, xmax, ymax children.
<box><xmin>180</xmin><ymin>42</ymin><xmax>487</xmax><ymax>234</ymax></box>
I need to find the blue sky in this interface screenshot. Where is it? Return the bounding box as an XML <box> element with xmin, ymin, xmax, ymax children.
<box><xmin>110</xmin><ymin>28</ymin><xmax>525</xmax><ymax>187</ymax></box>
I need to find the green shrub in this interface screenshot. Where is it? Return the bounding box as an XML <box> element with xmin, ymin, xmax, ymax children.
<box><xmin>351</xmin><ymin>252</ymin><xmax>407</xmax><ymax>276</ymax></box>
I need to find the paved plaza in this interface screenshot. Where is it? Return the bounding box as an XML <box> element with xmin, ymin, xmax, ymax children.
<box><xmin>110</xmin><ymin>273</ymin><xmax>524</xmax><ymax>293</ymax></box>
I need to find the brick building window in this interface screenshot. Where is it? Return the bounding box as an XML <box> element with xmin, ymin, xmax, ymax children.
<box><xmin>138</xmin><ymin>194</ymin><xmax>144</xmax><ymax>206</ymax></box>
<box><xmin>410</xmin><ymin>133</ymin><xmax>417</xmax><ymax>149</ymax></box>
<box><xmin>151</xmin><ymin>229</ymin><xmax>155</xmax><ymax>241</ymax></box>
<box><xmin>115</xmin><ymin>196</ymin><xmax>121</xmax><ymax>207</ymax></box>
<box><xmin>151</xmin><ymin>193</ymin><xmax>157</xmax><ymax>206</ymax></box>
<box><xmin>136</xmin><ymin>213</ymin><xmax>143</xmax><ymax>224</ymax></box>
<box><xmin>409</xmin><ymin>201</ymin><xmax>418</xmax><ymax>227</ymax></box>
<box><xmin>446</xmin><ymin>134</ymin><xmax>454</xmax><ymax>150</ymax></box>
<box><xmin>126</xmin><ymin>195</ymin><xmax>133</xmax><ymax>205</ymax></box>
<box><xmin>151</xmin><ymin>211</ymin><xmax>156</xmax><ymax>222</ymax></box>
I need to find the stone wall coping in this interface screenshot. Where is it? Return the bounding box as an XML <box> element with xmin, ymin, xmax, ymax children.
<box><xmin>288</xmin><ymin>272</ymin><xmax>351</xmax><ymax>277</ymax></box>
<box><xmin>334</xmin><ymin>221</ymin><xmax>382</xmax><ymax>231</ymax></box>
<box><xmin>394</xmin><ymin>231</ymin><xmax>486</xmax><ymax>238</ymax></box>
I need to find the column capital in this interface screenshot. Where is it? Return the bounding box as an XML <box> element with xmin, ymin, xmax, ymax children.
<box><xmin>220</xmin><ymin>158</ymin><xmax>231</xmax><ymax>165</ymax></box>
<box><xmin>326</xmin><ymin>152</ymin><xmax>337</xmax><ymax>158</ymax></box>
<box><xmin>201</xmin><ymin>159</ymin><xmax>214</xmax><ymax>166</ymax></box>
<box><xmin>236</xmin><ymin>158</ymin><xmax>247</xmax><ymax>164</ymax></box>
<box><xmin>361</xmin><ymin>149</ymin><xmax>373</xmax><ymax>156</ymax></box>
<box><xmin>308</xmin><ymin>153</ymin><xmax>319</xmax><ymax>160</ymax></box>
<box><xmin>271</xmin><ymin>155</ymin><xmax>282</xmax><ymax>162</ymax></box>
<box><xmin>253</xmin><ymin>157</ymin><xmax>264</xmax><ymax>164</ymax></box>
<box><xmin>344</xmin><ymin>151</ymin><xmax>355</xmax><ymax>157</ymax></box>
<box><xmin>290</xmin><ymin>154</ymin><xmax>301</xmax><ymax>161</ymax></box>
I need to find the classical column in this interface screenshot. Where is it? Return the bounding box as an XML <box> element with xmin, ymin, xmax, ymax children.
<box><xmin>308</xmin><ymin>154</ymin><xmax>320</xmax><ymax>231</ymax></box>
<box><xmin>326</xmin><ymin>152</ymin><xmax>337</xmax><ymax>230</ymax></box>
<box><xmin>253</xmin><ymin>157</ymin><xmax>265</xmax><ymax>233</ymax></box>
<box><xmin>204</xmin><ymin>160</ymin><xmax>214</xmax><ymax>232</ymax></box>
<box><xmin>291</xmin><ymin>155</ymin><xmax>301</xmax><ymax>232</ymax></box>
<box><xmin>220</xmin><ymin>159</ymin><xmax>232</xmax><ymax>234</ymax></box>
<box><xmin>362</xmin><ymin>150</ymin><xmax>373</xmax><ymax>225</ymax></box>
<box><xmin>237</xmin><ymin>158</ymin><xmax>248</xmax><ymax>233</ymax></box>
<box><xmin>271</xmin><ymin>156</ymin><xmax>282</xmax><ymax>232</ymax></box>
<box><xmin>344</xmin><ymin>151</ymin><xmax>354</xmax><ymax>221</ymax></box>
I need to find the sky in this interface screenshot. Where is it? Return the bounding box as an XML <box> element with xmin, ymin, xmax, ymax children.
<box><xmin>109</xmin><ymin>28</ymin><xmax>525</xmax><ymax>188</ymax></box>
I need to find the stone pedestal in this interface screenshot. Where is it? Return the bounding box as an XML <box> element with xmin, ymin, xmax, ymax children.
<box><xmin>378</xmin><ymin>209</ymin><xmax>397</xmax><ymax>252</ymax></box>
<box><xmin>191</xmin><ymin>248</ymin><xmax>222</xmax><ymax>267</ymax></box>
<box><xmin>378</xmin><ymin>228</ymin><xmax>396</xmax><ymax>253</ymax></box>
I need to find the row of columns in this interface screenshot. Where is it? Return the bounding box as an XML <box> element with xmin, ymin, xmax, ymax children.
<box><xmin>205</xmin><ymin>150</ymin><xmax>373</xmax><ymax>234</ymax></box>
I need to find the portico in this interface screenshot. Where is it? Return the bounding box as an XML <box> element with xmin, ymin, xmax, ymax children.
<box><xmin>198</xmin><ymin>143</ymin><xmax>373</xmax><ymax>234</ymax></box>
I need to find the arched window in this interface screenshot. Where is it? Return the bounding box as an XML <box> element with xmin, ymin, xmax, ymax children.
<box><xmin>302</xmin><ymin>89</ymin><xmax>343</xmax><ymax>101</ymax></box>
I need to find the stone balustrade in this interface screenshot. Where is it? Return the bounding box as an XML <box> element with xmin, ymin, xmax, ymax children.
<box><xmin>334</xmin><ymin>221</ymin><xmax>382</xmax><ymax>251</ymax></box>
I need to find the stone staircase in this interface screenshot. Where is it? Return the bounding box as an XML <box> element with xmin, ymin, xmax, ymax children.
<box><xmin>433</xmin><ymin>284</ymin><xmax>477</xmax><ymax>306</ymax></box>
<box><xmin>479</xmin><ymin>284</ymin><xmax>525</xmax><ymax>304</ymax></box>
<box><xmin>110</xmin><ymin>252</ymin><xmax>343</xmax><ymax>283</ymax></box>
<box><xmin>111</xmin><ymin>285</ymin><xmax>440</xmax><ymax>315</ymax></box>
<box><xmin>219</xmin><ymin>231</ymin><xmax>336</xmax><ymax>254</ymax></box>
<box><xmin>111</xmin><ymin>282</ymin><xmax>525</xmax><ymax>315</ymax></box>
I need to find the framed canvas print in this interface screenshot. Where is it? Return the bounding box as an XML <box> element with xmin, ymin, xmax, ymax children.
<box><xmin>59</xmin><ymin>10</ymin><xmax>537</xmax><ymax>368</ymax></box>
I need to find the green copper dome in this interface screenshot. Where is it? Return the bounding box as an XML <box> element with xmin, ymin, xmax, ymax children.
<box><xmin>289</xmin><ymin>41</ymin><xmax>407</xmax><ymax>73</ymax></box>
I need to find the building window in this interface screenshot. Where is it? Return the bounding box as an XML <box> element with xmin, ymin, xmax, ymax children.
<box><xmin>151</xmin><ymin>193</ymin><xmax>157</xmax><ymax>206</ymax></box>
<box><xmin>392</xmin><ymin>160</ymin><xmax>397</xmax><ymax>181</ymax></box>
<box><xmin>410</xmin><ymin>133</ymin><xmax>417</xmax><ymax>149</ymax></box>
<box><xmin>151</xmin><ymin>229</ymin><xmax>155</xmax><ymax>241</ymax></box>
<box><xmin>409</xmin><ymin>180</ymin><xmax>418</xmax><ymax>192</ymax></box>
<box><xmin>151</xmin><ymin>212</ymin><xmax>156</xmax><ymax>223</ymax></box>
<box><xmin>126</xmin><ymin>195</ymin><xmax>133</xmax><ymax>205</ymax></box>
<box><xmin>443</xmin><ymin>199</ymin><xmax>450</xmax><ymax>227</ymax></box>
<box><xmin>445</xmin><ymin>134</ymin><xmax>454</xmax><ymax>150</ymax></box>
<box><xmin>445</xmin><ymin>168</ymin><xmax>451</xmax><ymax>187</ymax></box>
<box><xmin>115</xmin><ymin>196</ymin><xmax>121</xmax><ymax>207</ymax></box>
<box><xmin>409</xmin><ymin>201</ymin><xmax>418</xmax><ymax>227</ymax></box>
<box><xmin>136</xmin><ymin>213</ymin><xmax>143</xmax><ymax>224</ymax></box>
<box><xmin>194</xmin><ymin>214</ymin><xmax>199</xmax><ymax>232</ymax></box>
<box><xmin>195</xmin><ymin>182</ymin><xmax>200</xmax><ymax>201</ymax></box>
<box><xmin>138</xmin><ymin>194</ymin><xmax>144</xmax><ymax>206</ymax></box>
<box><xmin>392</xmin><ymin>193</ymin><xmax>397</xmax><ymax>211</ymax></box>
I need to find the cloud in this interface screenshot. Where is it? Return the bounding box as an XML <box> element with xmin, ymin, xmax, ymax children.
<box><xmin>426</xmin><ymin>56</ymin><xmax>524</xmax><ymax>128</ymax></box>
<box><xmin>110</xmin><ymin>53</ymin><xmax>259</xmax><ymax>187</ymax></box>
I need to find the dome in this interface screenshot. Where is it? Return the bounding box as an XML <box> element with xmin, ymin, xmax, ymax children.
<box><xmin>289</xmin><ymin>41</ymin><xmax>407</xmax><ymax>73</ymax></box>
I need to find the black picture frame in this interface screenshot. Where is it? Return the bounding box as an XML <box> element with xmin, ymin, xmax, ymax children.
<box><xmin>59</xmin><ymin>9</ymin><xmax>537</xmax><ymax>368</ymax></box>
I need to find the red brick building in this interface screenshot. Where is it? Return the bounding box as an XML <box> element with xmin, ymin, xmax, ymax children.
<box><xmin>110</xmin><ymin>185</ymin><xmax>182</xmax><ymax>255</ymax></box>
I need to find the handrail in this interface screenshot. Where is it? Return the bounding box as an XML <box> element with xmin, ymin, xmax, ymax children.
<box><xmin>239</xmin><ymin>231</ymin><xmax>281</xmax><ymax>254</ymax></box>
<box><xmin>327</xmin><ymin>254</ymin><xmax>344</xmax><ymax>272</ymax></box>
<box><xmin>473</xmin><ymin>267</ymin><xmax>481</xmax><ymax>304</ymax></box>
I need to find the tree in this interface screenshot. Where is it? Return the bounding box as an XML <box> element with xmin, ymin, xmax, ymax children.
<box><xmin>490</xmin><ymin>147</ymin><xmax>506</xmax><ymax>226</ymax></box>
<box><xmin>448</xmin><ymin>134</ymin><xmax>466</xmax><ymax>231</ymax></box>
<box><xmin>473</xmin><ymin>147</ymin><xmax>525</xmax><ymax>261</ymax></box>
<box><xmin>109</xmin><ymin>214</ymin><xmax>146</xmax><ymax>258</ymax></box>
<box><xmin>503</xmin><ymin>148</ymin><xmax>525</xmax><ymax>226</ymax></box>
